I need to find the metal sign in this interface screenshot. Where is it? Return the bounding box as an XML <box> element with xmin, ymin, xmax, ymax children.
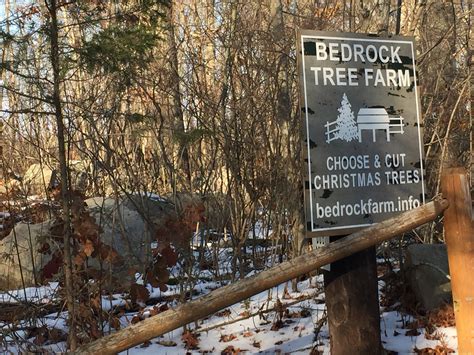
<box><xmin>298</xmin><ymin>31</ymin><xmax>425</xmax><ymax>236</ymax></box>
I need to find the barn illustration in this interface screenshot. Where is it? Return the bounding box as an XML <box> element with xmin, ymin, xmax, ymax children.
<box><xmin>325</xmin><ymin>94</ymin><xmax>405</xmax><ymax>143</ymax></box>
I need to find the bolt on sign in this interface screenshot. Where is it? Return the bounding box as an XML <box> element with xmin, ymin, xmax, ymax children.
<box><xmin>297</xmin><ymin>31</ymin><xmax>426</xmax><ymax>237</ymax></box>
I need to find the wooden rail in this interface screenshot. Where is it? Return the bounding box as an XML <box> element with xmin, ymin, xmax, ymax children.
<box><xmin>75</xmin><ymin>198</ymin><xmax>448</xmax><ymax>354</ymax></box>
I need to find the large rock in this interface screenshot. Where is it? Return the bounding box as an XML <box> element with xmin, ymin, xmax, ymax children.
<box><xmin>404</xmin><ymin>244</ymin><xmax>451</xmax><ymax>311</ymax></box>
<box><xmin>84</xmin><ymin>195</ymin><xmax>175</xmax><ymax>271</ymax></box>
<box><xmin>22</xmin><ymin>161</ymin><xmax>91</xmax><ymax>197</ymax></box>
<box><xmin>0</xmin><ymin>221</ymin><xmax>53</xmax><ymax>290</ymax></box>
<box><xmin>23</xmin><ymin>164</ymin><xmax>56</xmax><ymax>196</ymax></box>
<box><xmin>69</xmin><ymin>160</ymin><xmax>90</xmax><ymax>192</ymax></box>
<box><xmin>0</xmin><ymin>195</ymin><xmax>175</xmax><ymax>290</ymax></box>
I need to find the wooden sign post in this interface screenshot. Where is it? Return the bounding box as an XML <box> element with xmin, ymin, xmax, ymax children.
<box><xmin>324</xmin><ymin>240</ymin><xmax>381</xmax><ymax>354</ymax></box>
<box><xmin>297</xmin><ymin>31</ymin><xmax>425</xmax><ymax>354</ymax></box>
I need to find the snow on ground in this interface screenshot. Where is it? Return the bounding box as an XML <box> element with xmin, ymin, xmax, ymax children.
<box><xmin>0</xmin><ymin>273</ymin><xmax>458</xmax><ymax>354</ymax></box>
<box><xmin>0</xmin><ymin>212</ymin><xmax>11</xmax><ymax>218</ymax></box>
<box><xmin>0</xmin><ymin>282</ymin><xmax>59</xmax><ymax>303</ymax></box>
<box><xmin>381</xmin><ymin>311</ymin><xmax>457</xmax><ymax>353</ymax></box>
<box><xmin>119</xmin><ymin>277</ymin><xmax>329</xmax><ymax>355</ymax></box>
<box><xmin>0</xmin><ymin>253</ymin><xmax>459</xmax><ymax>354</ymax></box>
<box><xmin>113</xmin><ymin>276</ymin><xmax>458</xmax><ymax>355</ymax></box>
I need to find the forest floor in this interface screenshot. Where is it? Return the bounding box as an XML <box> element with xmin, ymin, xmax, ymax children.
<box><xmin>0</xmin><ymin>247</ymin><xmax>458</xmax><ymax>354</ymax></box>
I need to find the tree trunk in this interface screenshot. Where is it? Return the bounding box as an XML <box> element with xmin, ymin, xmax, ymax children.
<box><xmin>46</xmin><ymin>0</ymin><xmax>77</xmax><ymax>350</ymax></box>
<box><xmin>167</xmin><ymin>2</ymin><xmax>192</xmax><ymax>191</ymax></box>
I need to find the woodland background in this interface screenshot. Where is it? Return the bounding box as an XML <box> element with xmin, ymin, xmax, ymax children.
<box><xmin>0</xmin><ymin>0</ymin><xmax>471</xmax><ymax>351</ymax></box>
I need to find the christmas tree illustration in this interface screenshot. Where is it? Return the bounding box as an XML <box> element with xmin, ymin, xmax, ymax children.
<box><xmin>335</xmin><ymin>93</ymin><xmax>358</xmax><ymax>142</ymax></box>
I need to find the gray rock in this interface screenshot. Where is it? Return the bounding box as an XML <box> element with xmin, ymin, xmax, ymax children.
<box><xmin>0</xmin><ymin>220</ymin><xmax>54</xmax><ymax>290</ymax></box>
<box><xmin>84</xmin><ymin>196</ymin><xmax>175</xmax><ymax>275</ymax></box>
<box><xmin>404</xmin><ymin>244</ymin><xmax>451</xmax><ymax>311</ymax></box>
<box><xmin>69</xmin><ymin>160</ymin><xmax>91</xmax><ymax>192</ymax></box>
<box><xmin>0</xmin><ymin>195</ymin><xmax>175</xmax><ymax>290</ymax></box>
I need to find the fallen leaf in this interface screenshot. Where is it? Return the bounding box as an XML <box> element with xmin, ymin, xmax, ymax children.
<box><xmin>149</xmin><ymin>306</ymin><xmax>160</xmax><ymax>316</ymax></box>
<box><xmin>161</xmin><ymin>245</ymin><xmax>178</xmax><ymax>266</ymax></box>
<box><xmin>131</xmin><ymin>315</ymin><xmax>141</xmax><ymax>324</ymax></box>
<box><xmin>221</xmin><ymin>345</ymin><xmax>241</xmax><ymax>355</ymax></box>
<box><xmin>216</xmin><ymin>309</ymin><xmax>231</xmax><ymax>317</ymax></box>
<box><xmin>220</xmin><ymin>334</ymin><xmax>237</xmax><ymax>342</ymax></box>
<box><xmin>271</xmin><ymin>320</ymin><xmax>284</xmax><ymax>331</ymax></box>
<box><xmin>406</xmin><ymin>329</ymin><xmax>421</xmax><ymax>336</ymax></box>
<box><xmin>156</xmin><ymin>267</ymin><xmax>170</xmax><ymax>283</ymax></box>
<box><xmin>158</xmin><ymin>282</ymin><xmax>168</xmax><ymax>292</ymax></box>
<box><xmin>182</xmin><ymin>331</ymin><xmax>199</xmax><ymax>350</ymax></box>
<box><xmin>157</xmin><ymin>340</ymin><xmax>177</xmax><ymax>347</ymax></box>
<box><xmin>37</xmin><ymin>242</ymin><xmax>50</xmax><ymax>254</ymax></box>
<box><xmin>130</xmin><ymin>283</ymin><xmax>150</xmax><ymax>304</ymax></box>
<box><xmin>252</xmin><ymin>341</ymin><xmax>261</xmax><ymax>348</ymax></box>
<box><xmin>41</xmin><ymin>251</ymin><xmax>62</xmax><ymax>280</ymax></box>
<box><xmin>140</xmin><ymin>340</ymin><xmax>151</xmax><ymax>348</ymax></box>
<box><xmin>49</xmin><ymin>328</ymin><xmax>66</xmax><ymax>342</ymax></box>
<box><xmin>414</xmin><ymin>345</ymin><xmax>455</xmax><ymax>354</ymax></box>
<box><xmin>73</xmin><ymin>253</ymin><xmax>85</xmax><ymax>266</ymax></box>
<box><xmin>83</xmin><ymin>239</ymin><xmax>94</xmax><ymax>257</ymax></box>
<box><xmin>109</xmin><ymin>317</ymin><xmax>121</xmax><ymax>330</ymax></box>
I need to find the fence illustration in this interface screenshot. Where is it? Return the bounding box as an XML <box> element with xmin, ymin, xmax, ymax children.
<box><xmin>324</xmin><ymin>120</ymin><xmax>339</xmax><ymax>143</ymax></box>
<box><xmin>325</xmin><ymin>108</ymin><xmax>405</xmax><ymax>143</ymax></box>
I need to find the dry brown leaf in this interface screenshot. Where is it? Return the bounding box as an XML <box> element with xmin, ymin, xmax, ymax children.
<box><xmin>182</xmin><ymin>331</ymin><xmax>199</xmax><ymax>349</ymax></box>
<box><xmin>109</xmin><ymin>316</ymin><xmax>121</xmax><ymax>330</ymax></box>
<box><xmin>217</xmin><ymin>309</ymin><xmax>231</xmax><ymax>317</ymax></box>
<box><xmin>219</xmin><ymin>334</ymin><xmax>237</xmax><ymax>342</ymax></box>
<box><xmin>161</xmin><ymin>245</ymin><xmax>178</xmax><ymax>267</ymax></box>
<box><xmin>83</xmin><ymin>239</ymin><xmax>94</xmax><ymax>257</ymax></box>
<box><xmin>221</xmin><ymin>345</ymin><xmax>241</xmax><ymax>355</ymax></box>
<box><xmin>406</xmin><ymin>328</ymin><xmax>421</xmax><ymax>336</ymax></box>
<box><xmin>131</xmin><ymin>315</ymin><xmax>141</xmax><ymax>324</ymax></box>
<box><xmin>157</xmin><ymin>340</ymin><xmax>177</xmax><ymax>347</ymax></box>
<box><xmin>414</xmin><ymin>345</ymin><xmax>455</xmax><ymax>354</ymax></box>
<box><xmin>239</xmin><ymin>310</ymin><xmax>250</xmax><ymax>317</ymax></box>
<box><xmin>130</xmin><ymin>283</ymin><xmax>150</xmax><ymax>304</ymax></box>
<box><xmin>73</xmin><ymin>253</ymin><xmax>85</xmax><ymax>266</ymax></box>
<box><xmin>140</xmin><ymin>340</ymin><xmax>151</xmax><ymax>348</ymax></box>
<box><xmin>155</xmin><ymin>267</ymin><xmax>170</xmax><ymax>283</ymax></box>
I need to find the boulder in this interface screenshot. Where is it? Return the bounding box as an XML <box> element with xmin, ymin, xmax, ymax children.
<box><xmin>22</xmin><ymin>161</ymin><xmax>91</xmax><ymax>197</ymax></box>
<box><xmin>69</xmin><ymin>160</ymin><xmax>90</xmax><ymax>192</ymax></box>
<box><xmin>404</xmin><ymin>244</ymin><xmax>451</xmax><ymax>311</ymax></box>
<box><xmin>167</xmin><ymin>192</ymin><xmax>231</xmax><ymax>231</ymax></box>
<box><xmin>0</xmin><ymin>195</ymin><xmax>176</xmax><ymax>290</ymax></box>
<box><xmin>84</xmin><ymin>195</ymin><xmax>175</xmax><ymax>273</ymax></box>
<box><xmin>23</xmin><ymin>164</ymin><xmax>56</xmax><ymax>196</ymax></box>
<box><xmin>0</xmin><ymin>220</ymin><xmax>54</xmax><ymax>290</ymax></box>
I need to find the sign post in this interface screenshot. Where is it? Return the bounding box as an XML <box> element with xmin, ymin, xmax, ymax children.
<box><xmin>297</xmin><ymin>31</ymin><xmax>425</xmax><ymax>354</ymax></box>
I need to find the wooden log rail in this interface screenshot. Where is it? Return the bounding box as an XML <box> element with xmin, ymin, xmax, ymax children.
<box><xmin>75</xmin><ymin>198</ymin><xmax>448</xmax><ymax>354</ymax></box>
